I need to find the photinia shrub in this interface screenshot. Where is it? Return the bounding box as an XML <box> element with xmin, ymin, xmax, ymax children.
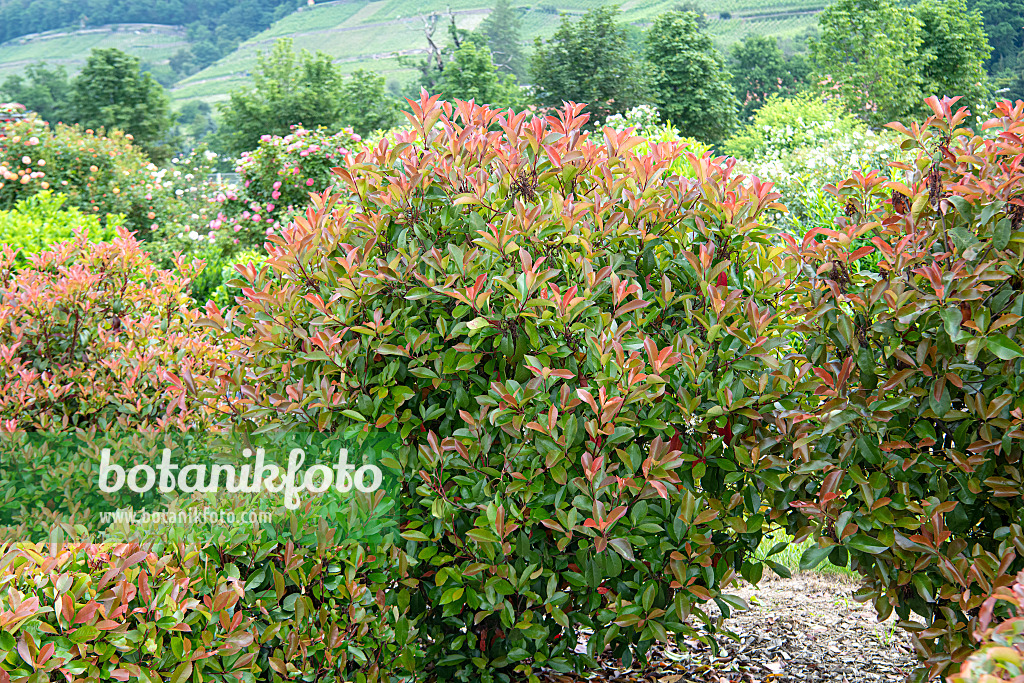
<box><xmin>202</xmin><ymin>94</ymin><xmax>801</xmax><ymax>680</ymax></box>
<box><xmin>777</xmin><ymin>96</ymin><xmax>1024</xmax><ymax>681</ymax></box>
<box><xmin>0</xmin><ymin>538</ymin><xmax>408</xmax><ymax>682</ymax></box>
<box><xmin>0</xmin><ymin>229</ymin><xmax>221</xmax><ymax>433</ymax></box>
<box><xmin>948</xmin><ymin>570</ymin><xmax>1024</xmax><ymax>683</ymax></box>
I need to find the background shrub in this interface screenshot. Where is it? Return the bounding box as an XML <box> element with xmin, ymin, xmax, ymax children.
<box><xmin>151</xmin><ymin>127</ymin><xmax>363</xmax><ymax>303</ymax></box>
<box><xmin>0</xmin><ymin>116</ymin><xmax>206</xmax><ymax>240</ymax></box>
<box><xmin>0</xmin><ymin>191</ymin><xmax>118</xmax><ymax>260</ymax></box>
<box><xmin>724</xmin><ymin>93</ymin><xmax>901</xmax><ymax>232</ymax></box>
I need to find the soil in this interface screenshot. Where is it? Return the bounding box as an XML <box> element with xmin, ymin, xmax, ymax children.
<box><xmin>537</xmin><ymin>573</ymin><xmax>916</xmax><ymax>683</ymax></box>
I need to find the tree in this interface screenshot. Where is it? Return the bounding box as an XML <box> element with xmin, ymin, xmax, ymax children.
<box><xmin>0</xmin><ymin>63</ymin><xmax>72</xmax><ymax>124</ymax></box>
<box><xmin>915</xmin><ymin>0</ymin><xmax>992</xmax><ymax>113</ymax></box>
<box><xmin>174</xmin><ymin>100</ymin><xmax>217</xmax><ymax>151</ymax></box>
<box><xmin>645</xmin><ymin>11</ymin><xmax>737</xmax><ymax>143</ymax></box>
<box><xmin>434</xmin><ymin>39</ymin><xmax>523</xmax><ymax>108</ymax></box>
<box><xmin>530</xmin><ymin>7</ymin><xmax>651</xmax><ymax>122</ymax></box>
<box><xmin>810</xmin><ymin>0</ymin><xmax>925</xmax><ymax>126</ymax></box>
<box><xmin>477</xmin><ymin>0</ymin><xmax>526</xmax><ymax>79</ymax></box>
<box><xmin>339</xmin><ymin>69</ymin><xmax>401</xmax><ymax>135</ymax></box>
<box><xmin>969</xmin><ymin>0</ymin><xmax>1024</xmax><ymax>72</ymax></box>
<box><xmin>68</xmin><ymin>48</ymin><xmax>175</xmax><ymax>162</ymax></box>
<box><xmin>403</xmin><ymin>11</ymin><xmax>471</xmax><ymax>95</ymax></box>
<box><xmin>216</xmin><ymin>39</ymin><xmax>345</xmax><ymax>156</ymax></box>
<box><xmin>729</xmin><ymin>35</ymin><xmax>809</xmax><ymax>120</ymax></box>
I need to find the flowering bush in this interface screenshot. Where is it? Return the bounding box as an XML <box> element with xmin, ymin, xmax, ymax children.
<box><xmin>0</xmin><ymin>116</ymin><xmax>212</xmax><ymax>240</ymax></box>
<box><xmin>723</xmin><ymin>94</ymin><xmax>901</xmax><ymax>232</ymax></box>
<box><xmin>161</xmin><ymin>127</ymin><xmax>364</xmax><ymax>256</ymax></box>
<box><xmin>0</xmin><ymin>102</ymin><xmax>26</xmax><ymax>122</ymax></box>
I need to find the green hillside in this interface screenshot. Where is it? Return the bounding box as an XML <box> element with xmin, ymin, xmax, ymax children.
<box><xmin>0</xmin><ymin>0</ymin><xmax>824</xmax><ymax>111</ymax></box>
<box><xmin>0</xmin><ymin>24</ymin><xmax>188</xmax><ymax>84</ymax></box>
<box><xmin>170</xmin><ymin>0</ymin><xmax>823</xmax><ymax>107</ymax></box>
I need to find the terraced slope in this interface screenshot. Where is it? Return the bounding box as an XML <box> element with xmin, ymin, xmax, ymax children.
<box><xmin>0</xmin><ymin>0</ymin><xmax>824</xmax><ymax>110</ymax></box>
<box><xmin>0</xmin><ymin>24</ymin><xmax>187</xmax><ymax>83</ymax></box>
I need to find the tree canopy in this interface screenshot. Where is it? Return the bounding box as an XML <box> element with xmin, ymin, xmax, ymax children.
<box><xmin>645</xmin><ymin>10</ymin><xmax>737</xmax><ymax>143</ymax></box>
<box><xmin>0</xmin><ymin>63</ymin><xmax>72</xmax><ymax>125</ymax></box>
<box><xmin>811</xmin><ymin>0</ymin><xmax>926</xmax><ymax>125</ymax></box>
<box><xmin>915</xmin><ymin>0</ymin><xmax>992</xmax><ymax>114</ymax></box>
<box><xmin>530</xmin><ymin>7</ymin><xmax>651</xmax><ymax>122</ymax></box>
<box><xmin>216</xmin><ymin>39</ymin><xmax>346</xmax><ymax>155</ymax></box>
<box><xmin>729</xmin><ymin>35</ymin><xmax>809</xmax><ymax>120</ymax></box>
<box><xmin>477</xmin><ymin>0</ymin><xmax>526</xmax><ymax>79</ymax></box>
<box><xmin>68</xmin><ymin>48</ymin><xmax>175</xmax><ymax>162</ymax></box>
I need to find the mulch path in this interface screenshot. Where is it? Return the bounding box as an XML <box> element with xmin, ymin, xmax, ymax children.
<box><xmin>536</xmin><ymin>573</ymin><xmax>916</xmax><ymax>683</ymax></box>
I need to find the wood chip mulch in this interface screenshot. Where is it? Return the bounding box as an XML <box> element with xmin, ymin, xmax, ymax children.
<box><xmin>535</xmin><ymin>573</ymin><xmax>916</xmax><ymax>683</ymax></box>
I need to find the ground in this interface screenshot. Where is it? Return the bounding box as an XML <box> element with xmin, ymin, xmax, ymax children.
<box><xmin>538</xmin><ymin>573</ymin><xmax>916</xmax><ymax>683</ymax></box>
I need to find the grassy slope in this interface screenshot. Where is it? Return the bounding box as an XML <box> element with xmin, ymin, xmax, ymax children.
<box><xmin>0</xmin><ymin>0</ymin><xmax>824</xmax><ymax>110</ymax></box>
<box><xmin>0</xmin><ymin>24</ymin><xmax>188</xmax><ymax>84</ymax></box>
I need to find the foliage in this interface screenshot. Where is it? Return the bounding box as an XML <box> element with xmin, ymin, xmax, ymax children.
<box><xmin>723</xmin><ymin>93</ymin><xmax>900</xmax><ymax>231</ymax></box>
<box><xmin>340</xmin><ymin>69</ymin><xmax>401</xmax><ymax>136</ymax></box>
<box><xmin>810</xmin><ymin>0</ymin><xmax>926</xmax><ymax>126</ymax></box>
<box><xmin>969</xmin><ymin>0</ymin><xmax>1024</xmax><ymax>72</ymax></box>
<box><xmin>0</xmin><ymin>230</ymin><xmax>218</xmax><ymax>432</ymax></box>
<box><xmin>949</xmin><ymin>570</ymin><xmax>1024</xmax><ymax>683</ymax></box>
<box><xmin>209</xmin><ymin>248</ymin><xmax>266</xmax><ymax>309</ymax></box>
<box><xmin>216</xmin><ymin>39</ymin><xmax>347</xmax><ymax>156</ymax></box>
<box><xmin>0</xmin><ymin>539</ymin><xmax>406</xmax><ymax>682</ymax></box>
<box><xmin>530</xmin><ymin>7</ymin><xmax>652</xmax><ymax>122</ymax></box>
<box><xmin>723</xmin><ymin>93</ymin><xmax>869</xmax><ymax>160</ymax></box>
<box><xmin>200</xmin><ymin>94</ymin><xmax>797</xmax><ymax>680</ymax></box>
<box><xmin>728</xmin><ymin>35</ymin><xmax>810</xmax><ymax>121</ymax></box>
<box><xmin>68</xmin><ymin>48</ymin><xmax>176</xmax><ymax>164</ymax></box>
<box><xmin>603</xmin><ymin>104</ymin><xmax>711</xmax><ymax>178</ymax></box>
<box><xmin>645</xmin><ymin>10</ymin><xmax>737</xmax><ymax>145</ymax></box>
<box><xmin>777</xmin><ymin>97</ymin><xmax>1024</xmax><ymax>682</ymax></box>
<box><xmin>915</xmin><ymin>0</ymin><xmax>993</xmax><ymax>116</ymax></box>
<box><xmin>0</xmin><ymin>0</ymin><xmax>298</xmax><ymax>58</ymax></box>
<box><xmin>0</xmin><ymin>191</ymin><xmax>117</xmax><ymax>259</ymax></box>
<box><xmin>478</xmin><ymin>0</ymin><xmax>527</xmax><ymax>79</ymax></box>
<box><xmin>434</xmin><ymin>38</ymin><xmax>524</xmax><ymax>110</ymax></box>
<box><xmin>0</xmin><ymin>63</ymin><xmax>72</xmax><ymax>126</ymax></box>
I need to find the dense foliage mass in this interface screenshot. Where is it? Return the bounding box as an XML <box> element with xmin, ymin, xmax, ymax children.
<box><xmin>200</xmin><ymin>94</ymin><xmax>793</xmax><ymax>680</ymax></box>
<box><xmin>2</xmin><ymin>89</ymin><xmax>1024</xmax><ymax>683</ymax></box>
<box><xmin>778</xmin><ymin>96</ymin><xmax>1024</xmax><ymax>681</ymax></box>
<box><xmin>949</xmin><ymin>570</ymin><xmax>1024</xmax><ymax>683</ymax></box>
